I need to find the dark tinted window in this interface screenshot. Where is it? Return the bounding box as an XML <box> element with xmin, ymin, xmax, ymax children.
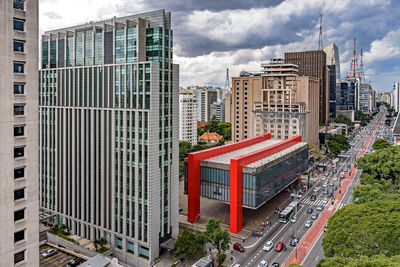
<box><xmin>14</xmin><ymin>188</ymin><xmax>25</xmax><ymax>200</ymax></box>
<box><xmin>14</xmin><ymin>209</ymin><xmax>25</xmax><ymax>221</ymax></box>
<box><xmin>14</xmin><ymin>250</ymin><xmax>25</xmax><ymax>264</ymax></box>
<box><xmin>13</xmin><ymin>19</ymin><xmax>24</xmax><ymax>31</ymax></box>
<box><xmin>14</xmin><ymin>230</ymin><xmax>25</xmax><ymax>243</ymax></box>
<box><xmin>13</xmin><ymin>41</ymin><xmax>24</xmax><ymax>52</ymax></box>
<box><xmin>14</xmin><ymin>147</ymin><xmax>24</xmax><ymax>158</ymax></box>
<box><xmin>14</xmin><ymin>104</ymin><xmax>24</xmax><ymax>115</ymax></box>
<box><xmin>14</xmin><ymin>62</ymin><xmax>24</xmax><ymax>73</ymax></box>
<box><xmin>14</xmin><ymin>168</ymin><xmax>25</xmax><ymax>179</ymax></box>
<box><xmin>14</xmin><ymin>84</ymin><xmax>24</xmax><ymax>94</ymax></box>
<box><xmin>14</xmin><ymin>126</ymin><xmax>24</xmax><ymax>137</ymax></box>
<box><xmin>13</xmin><ymin>0</ymin><xmax>24</xmax><ymax>10</ymax></box>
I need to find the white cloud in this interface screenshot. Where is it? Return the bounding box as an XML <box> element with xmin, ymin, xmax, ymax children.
<box><xmin>364</xmin><ymin>27</ymin><xmax>400</xmax><ymax>63</ymax></box>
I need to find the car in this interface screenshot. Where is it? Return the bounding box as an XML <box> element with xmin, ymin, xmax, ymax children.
<box><xmin>322</xmin><ymin>183</ymin><xmax>328</xmax><ymax>188</ymax></box>
<box><xmin>347</xmin><ymin>163</ymin><xmax>351</xmax><ymax>168</ymax></box>
<box><xmin>289</xmin><ymin>237</ymin><xmax>299</xmax><ymax>246</ymax></box>
<box><xmin>42</xmin><ymin>248</ymin><xmax>58</xmax><ymax>258</ymax></box>
<box><xmin>270</xmin><ymin>263</ymin><xmax>279</xmax><ymax>267</ymax></box>
<box><xmin>344</xmin><ymin>168</ymin><xmax>348</xmax><ymax>172</ymax></box>
<box><xmin>328</xmin><ymin>192</ymin><xmax>333</xmax><ymax>198</ymax></box>
<box><xmin>305</xmin><ymin>220</ymin><xmax>312</xmax><ymax>228</ymax></box>
<box><xmin>317</xmin><ymin>205</ymin><xmax>323</xmax><ymax>211</ymax></box>
<box><xmin>329</xmin><ymin>182</ymin><xmax>334</xmax><ymax>187</ymax></box>
<box><xmin>311</xmin><ymin>213</ymin><xmax>319</xmax><ymax>220</ymax></box>
<box><xmin>233</xmin><ymin>243</ymin><xmax>245</xmax><ymax>252</ymax></box>
<box><xmin>310</xmin><ymin>194</ymin><xmax>316</xmax><ymax>201</ymax></box>
<box><xmin>263</xmin><ymin>241</ymin><xmax>273</xmax><ymax>252</ymax></box>
<box><xmin>313</xmin><ymin>187</ymin><xmax>320</xmax><ymax>192</ymax></box>
<box><xmin>258</xmin><ymin>260</ymin><xmax>268</xmax><ymax>267</ymax></box>
<box><xmin>66</xmin><ymin>257</ymin><xmax>84</xmax><ymax>267</ymax></box>
<box><xmin>333</xmin><ymin>176</ymin><xmax>338</xmax><ymax>181</ymax></box>
<box><xmin>322</xmin><ymin>198</ymin><xmax>328</xmax><ymax>205</ymax></box>
<box><xmin>321</xmin><ymin>176</ymin><xmax>327</xmax><ymax>181</ymax></box>
<box><xmin>275</xmin><ymin>241</ymin><xmax>286</xmax><ymax>252</ymax></box>
<box><xmin>290</xmin><ymin>216</ymin><xmax>297</xmax><ymax>223</ymax></box>
<box><xmin>324</xmin><ymin>172</ymin><xmax>329</xmax><ymax>176</ymax></box>
<box><xmin>307</xmin><ymin>207</ymin><xmax>313</xmax><ymax>214</ymax></box>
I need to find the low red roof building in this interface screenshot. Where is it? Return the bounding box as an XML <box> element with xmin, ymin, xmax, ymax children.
<box><xmin>199</xmin><ymin>132</ymin><xmax>223</xmax><ymax>144</ymax></box>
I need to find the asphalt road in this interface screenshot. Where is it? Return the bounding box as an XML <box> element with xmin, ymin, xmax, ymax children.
<box><xmin>233</xmin><ymin>108</ymin><xmax>387</xmax><ymax>267</ymax></box>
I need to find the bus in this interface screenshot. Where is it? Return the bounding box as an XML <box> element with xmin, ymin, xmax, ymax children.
<box><xmin>279</xmin><ymin>201</ymin><xmax>299</xmax><ymax>223</ymax></box>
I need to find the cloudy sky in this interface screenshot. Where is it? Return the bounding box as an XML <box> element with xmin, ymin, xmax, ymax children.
<box><xmin>40</xmin><ymin>0</ymin><xmax>400</xmax><ymax>91</ymax></box>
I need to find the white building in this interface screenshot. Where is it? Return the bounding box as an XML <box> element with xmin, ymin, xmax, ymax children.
<box><xmin>179</xmin><ymin>94</ymin><xmax>198</xmax><ymax>144</ymax></box>
<box><xmin>393</xmin><ymin>82</ymin><xmax>400</xmax><ymax>112</ymax></box>
<box><xmin>0</xmin><ymin>0</ymin><xmax>39</xmax><ymax>266</ymax></box>
<box><xmin>195</xmin><ymin>88</ymin><xmax>218</xmax><ymax>121</ymax></box>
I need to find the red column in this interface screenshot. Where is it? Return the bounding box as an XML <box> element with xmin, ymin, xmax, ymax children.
<box><xmin>229</xmin><ymin>159</ymin><xmax>243</xmax><ymax>233</ymax></box>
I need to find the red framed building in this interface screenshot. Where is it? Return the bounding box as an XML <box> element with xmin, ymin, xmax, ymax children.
<box><xmin>185</xmin><ymin>134</ymin><xmax>308</xmax><ymax>233</ymax></box>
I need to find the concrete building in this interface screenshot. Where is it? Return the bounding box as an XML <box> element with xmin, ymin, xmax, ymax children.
<box><xmin>327</xmin><ymin>65</ymin><xmax>337</xmax><ymax>118</ymax></box>
<box><xmin>357</xmin><ymin>82</ymin><xmax>372</xmax><ymax>113</ymax></box>
<box><xmin>0</xmin><ymin>1</ymin><xmax>39</xmax><ymax>266</ymax></box>
<box><xmin>336</xmin><ymin>78</ymin><xmax>357</xmax><ymax>111</ymax></box>
<box><xmin>195</xmin><ymin>88</ymin><xmax>218</xmax><ymax>121</ymax></box>
<box><xmin>232</xmin><ymin>59</ymin><xmax>320</xmax><ymax>145</ymax></box>
<box><xmin>323</xmin><ymin>43</ymin><xmax>341</xmax><ymax>80</ymax></box>
<box><xmin>210</xmin><ymin>100</ymin><xmax>225</xmax><ymax>122</ymax></box>
<box><xmin>224</xmin><ymin>91</ymin><xmax>232</xmax><ymax>123</ymax></box>
<box><xmin>179</xmin><ymin>94</ymin><xmax>197</xmax><ymax>145</ymax></box>
<box><xmin>39</xmin><ymin>10</ymin><xmax>179</xmax><ymax>266</ymax></box>
<box><xmin>185</xmin><ymin>134</ymin><xmax>308</xmax><ymax>233</ymax></box>
<box><xmin>285</xmin><ymin>50</ymin><xmax>329</xmax><ymax>124</ymax></box>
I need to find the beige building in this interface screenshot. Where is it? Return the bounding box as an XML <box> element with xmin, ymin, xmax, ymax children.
<box><xmin>232</xmin><ymin>59</ymin><xmax>319</xmax><ymax>145</ymax></box>
<box><xmin>0</xmin><ymin>0</ymin><xmax>39</xmax><ymax>266</ymax></box>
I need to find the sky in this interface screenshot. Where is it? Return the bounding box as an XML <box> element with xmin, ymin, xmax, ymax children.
<box><xmin>39</xmin><ymin>0</ymin><xmax>400</xmax><ymax>91</ymax></box>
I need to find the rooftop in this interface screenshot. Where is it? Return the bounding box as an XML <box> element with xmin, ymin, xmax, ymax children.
<box><xmin>199</xmin><ymin>132</ymin><xmax>223</xmax><ymax>141</ymax></box>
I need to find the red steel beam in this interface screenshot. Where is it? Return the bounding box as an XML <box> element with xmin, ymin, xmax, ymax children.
<box><xmin>229</xmin><ymin>135</ymin><xmax>302</xmax><ymax>233</ymax></box>
<box><xmin>187</xmin><ymin>133</ymin><xmax>271</xmax><ymax>223</ymax></box>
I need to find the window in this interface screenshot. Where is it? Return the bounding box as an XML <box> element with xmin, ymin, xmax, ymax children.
<box><xmin>13</xmin><ymin>41</ymin><xmax>24</xmax><ymax>52</ymax></box>
<box><xmin>13</xmin><ymin>0</ymin><xmax>24</xmax><ymax>10</ymax></box>
<box><xmin>14</xmin><ymin>229</ymin><xmax>25</xmax><ymax>243</ymax></box>
<box><xmin>127</xmin><ymin>241</ymin><xmax>134</xmax><ymax>254</ymax></box>
<box><xmin>14</xmin><ymin>209</ymin><xmax>25</xmax><ymax>221</ymax></box>
<box><xmin>14</xmin><ymin>83</ymin><xmax>24</xmax><ymax>94</ymax></box>
<box><xmin>116</xmin><ymin>237</ymin><xmax>122</xmax><ymax>249</ymax></box>
<box><xmin>14</xmin><ymin>168</ymin><xmax>25</xmax><ymax>179</ymax></box>
<box><xmin>14</xmin><ymin>62</ymin><xmax>24</xmax><ymax>73</ymax></box>
<box><xmin>14</xmin><ymin>104</ymin><xmax>24</xmax><ymax>115</ymax></box>
<box><xmin>14</xmin><ymin>126</ymin><xmax>24</xmax><ymax>137</ymax></box>
<box><xmin>13</xmin><ymin>19</ymin><xmax>24</xmax><ymax>31</ymax></box>
<box><xmin>14</xmin><ymin>188</ymin><xmax>24</xmax><ymax>201</ymax></box>
<box><xmin>14</xmin><ymin>250</ymin><xmax>25</xmax><ymax>264</ymax></box>
<box><xmin>14</xmin><ymin>147</ymin><xmax>24</xmax><ymax>158</ymax></box>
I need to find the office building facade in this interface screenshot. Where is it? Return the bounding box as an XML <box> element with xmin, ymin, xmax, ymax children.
<box><xmin>179</xmin><ymin>94</ymin><xmax>197</xmax><ymax>144</ymax></box>
<box><xmin>285</xmin><ymin>50</ymin><xmax>329</xmax><ymax>124</ymax></box>
<box><xmin>195</xmin><ymin>88</ymin><xmax>218</xmax><ymax>122</ymax></box>
<box><xmin>39</xmin><ymin>10</ymin><xmax>179</xmax><ymax>266</ymax></box>
<box><xmin>0</xmin><ymin>0</ymin><xmax>39</xmax><ymax>266</ymax></box>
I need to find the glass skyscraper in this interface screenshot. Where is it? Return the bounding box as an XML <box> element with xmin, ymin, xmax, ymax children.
<box><xmin>39</xmin><ymin>10</ymin><xmax>179</xmax><ymax>266</ymax></box>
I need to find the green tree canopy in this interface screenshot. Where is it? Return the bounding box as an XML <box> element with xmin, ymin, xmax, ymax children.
<box><xmin>334</xmin><ymin>114</ymin><xmax>355</xmax><ymax>132</ymax></box>
<box><xmin>200</xmin><ymin>116</ymin><xmax>232</xmax><ymax>141</ymax></box>
<box><xmin>204</xmin><ymin>219</ymin><xmax>231</xmax><ymax>267</ymax></box>
<box><xmin>327</xmin><ymin>134</ymin><xmax>350</xmax><ymax>158</ymax></box>
<box><xmin>323</xmin><ymin>199</ymin><xmax>400</xmax><ymax>258</ymax></box>
<box><xmin>174</xmin><ymin>230</ymin><xmax>207</xmax><ymax>260</ymax></box>
<box><xmin>317</xmin><ymin>254</ymin><xmax>400</xmax><ymax>267</ymax></box>
<box><xmin>372</xmin><ymin>138</ymin><xmax>391</xmax><ymax>150</ymax></box>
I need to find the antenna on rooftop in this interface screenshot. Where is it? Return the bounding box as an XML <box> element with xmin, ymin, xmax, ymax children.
<box><xmin>318</xmin><ymin>8</ymin><xmax>323</xmax><ymax>50</ymax></box>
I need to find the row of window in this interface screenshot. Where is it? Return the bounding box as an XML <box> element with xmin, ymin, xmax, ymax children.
<box><xmin>13</xmin><ymin>1</ymin><xmax>27</xmax><ymax>265</ymax></box>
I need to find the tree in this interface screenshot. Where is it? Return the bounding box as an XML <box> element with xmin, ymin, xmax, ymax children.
<box><xmin>385</xmin><ymin>119</ymin><xmax>392</xmax><ymax>126</ymax></box>
<box><xmin>309</xmin><ymin>143</ymin><xmax>323</xmax><ymax>162</ymax></box>
<box><xmin>204</xmin><ymin>219</ymin><xmax>231</xmax><ymax>267</ymax></box>
<box><xmin>174</xmin><ymin>230</ymin><xmax>207</xmax><ymax>260</ymax></box>
<box><xmin>317</xmin><ymin>255</ymin><xmax>400</xmax><ymax>267</ymax></box>
<box><xmin>323</xmin><ymin>199</ymin><xmax>400</xmax><ymax>258</ymax></box>
<box><xmin>334</xmin><ymin>114</ymin><xmax>355</xmax><ymax>132</ymax></box>
<box><xmin>327</xmin><ymin>134</ymin><xmax>350</xmax><ymax>158</ymax></box>
<box><xmin>372</xmin><ymin>138</ymin><xmax>390</xmax><ymax>150</ymax></box>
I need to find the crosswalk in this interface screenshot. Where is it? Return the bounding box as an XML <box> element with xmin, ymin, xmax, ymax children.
<box><xmin>300</xmin><ymin>198</ymin><xmax>328</xmax><ymax>207</ymax></box>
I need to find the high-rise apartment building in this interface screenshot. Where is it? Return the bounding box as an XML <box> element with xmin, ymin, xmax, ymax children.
<box><xmin>179</xmin><ymin>94</ymin><xmax>197</xmax><ymax>144</ymax></box>
<box><xmin>39</xmin><ymin>10</ymin><xmax>179</xmax><ymax>266</ymax></box>
<box><xmin>393</xmin><ymin>82</ymin><xmax>400</xmax><ymax>112</ymax></box>
<box><xmin>336</xmin><ymin>78</ymin><xmax>357</xmax><ymax>111</ymax></box>
<box><xmin>323</xmin><ymin>43</ymin><xmax>341</xmax><ymax>80</ymax></box>
<box><xmin>285</xmin><ymin>50</ymin><xmax>329</xmax><ymax>124</ymax></box>
<box><xmin>232</xmin><ymin>59</ymin><xmax>320</xmax><ymax>145</ymax></box>
<box><xmin>0</xmin><ymin>0</ymin><xmax>39</xmax><ymax>266</ymax></box>
<box><xmin>195</xmin><ymin>88</ymin><xmax>218</xmax><ymax>121</ymax></box>
<box><xmin>210</xmin><ymin>100</ymin><xmax>225</xmax><ymax>122</ymax></box>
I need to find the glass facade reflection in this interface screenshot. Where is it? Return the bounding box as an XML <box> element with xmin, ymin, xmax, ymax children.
<box><xmin>195</xmin><ymin>148</ymin><xmax>308</xmax><ymax>208</ymax></box>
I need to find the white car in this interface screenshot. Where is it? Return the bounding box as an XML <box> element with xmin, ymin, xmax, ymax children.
<box><xmin>258</xmin><ymin>260</ymin><xmax>268</xmax><ymax>267</ymax></box>
<box><xmin>333</xmin><ymin>176</ymin><xmax>338</xmax><ymax>181</ymax></box>
<box><xmin>317</xmin><ymin>205</ymin><xmax>323</xmax><ymax>211</ymax></box>
<box><xmin>291</xmin><ymin>216</ymin><xmax>297</xmax><ymax>223</ymax></box>
<box><xmin>322</xmin><ymin>198</ymin><xmax>328</xmax><ymax>205</ymax></box>
<box><xmin>321</xmin><ymin>176</ymin><xmax>327</xmax><ymax>181</ymax></box>
<box><xmin>42</xmin><ymin>248</ymin><xmax>57</xmax><ymax>258</ymax></box>
<box><xmin>322</xmin><ymin>183</ymin><xmax>328</xmax><ymax>188</ymax></box>
<box><xmin>313</xmin><ymin>187</ymin><xmax>320</xmax><ymax>192</ymax></box>
<box><xmin>263</xmin><ymin>241</ymin><xmax>273</xmax><ymax>252</ymax></box>
<box><xmin>305</xmin><ymin>220</ymin><xmax>312</xmax><ymax>228</ymax></box>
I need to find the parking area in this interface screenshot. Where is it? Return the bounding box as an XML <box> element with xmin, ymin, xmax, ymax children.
<box><xmin>40</xmin><ymin>244</ymin><xmax>85</xmax><ymax>267</ymax></box>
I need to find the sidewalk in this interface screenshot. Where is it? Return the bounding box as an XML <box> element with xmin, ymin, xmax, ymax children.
<box><xmin>283</xmin><ymin>114</ymin><xmax>384</xmax><ymax>267</ymax></box>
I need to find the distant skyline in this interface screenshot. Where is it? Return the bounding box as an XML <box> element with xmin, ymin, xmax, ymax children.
<box><xmin>40</xmin><ymin>0</ymin><xmax>400</xmax><ymax>91</ymax></box>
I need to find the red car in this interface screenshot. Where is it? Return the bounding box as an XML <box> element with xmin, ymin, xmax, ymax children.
<box><xmin>233</xmin><ymin>242</ymin><xmax>245</xmax><ymax>252</ymax></box>
<box><xmin>275</xmin><ymin>241</ymin><xmax>286</xmax><ymax>252</ymax></box>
